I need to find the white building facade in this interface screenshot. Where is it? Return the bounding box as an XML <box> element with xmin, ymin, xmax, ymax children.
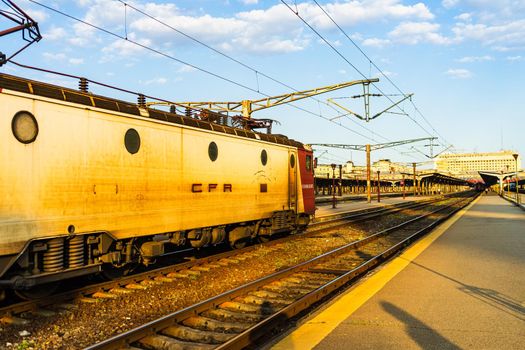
<box><xmin>434</xmin><ymin>151</ymin><xmax>521</xmax><ymax>175</ymax></box>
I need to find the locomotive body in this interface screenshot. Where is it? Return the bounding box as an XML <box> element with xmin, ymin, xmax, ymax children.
<box><xmin>0</xmin><ymin>74</ymin><xmax>314</xmax><ymax>297</ymax></box>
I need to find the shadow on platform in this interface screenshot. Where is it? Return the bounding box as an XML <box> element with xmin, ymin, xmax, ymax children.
<box><xmin>381</xmin><ymin>301</ymin><xmax>461</xmax><ymax>350</ymax></box>
<box><xmin>406</xmin><ymin>260</ymin><xmax>525</xmax><ymax>321</ymax></box>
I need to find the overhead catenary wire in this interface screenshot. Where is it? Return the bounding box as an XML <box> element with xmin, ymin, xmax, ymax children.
<box><xmin>113</xmin><ymin>0</ymin><xmax>393</xmax><ymax>144</ymax></box>
<box><xmin>308</xmin><ymin>0</ymin><xmax>453</xmax><ymax>150</ymax></box>
<box><xmin>113</xmin><ymin>0</ymin><xmax>434</xmax><ymax>158</ymax></box>
<box><xmin>24</xmin><ymin>0</ymin><xmax>426</xmax><ymax>160</ymax></box>
<box><xmin>280</xmin><ymin>0</ymin><xmax>450</xmax><ymax>152</ymax></box>
<box><xmin>25</xmin><ymin>0</ymin><xmax>394</xmax><ymax>145</ymax></box>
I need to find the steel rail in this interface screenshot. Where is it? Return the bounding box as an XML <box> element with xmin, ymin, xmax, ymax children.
<box><xmin>84</xmin><ymin>194</ymin><xmax>474</xmax><ymax>350</ymax></box>
<box><xmin>0</xmin><ymin>193</ymin><xmax>468</xmax><ymax>323</ymax></box>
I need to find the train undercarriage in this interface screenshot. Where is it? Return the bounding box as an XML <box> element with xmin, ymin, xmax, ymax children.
<box><xmin>0</xmin><ymin>210</ymin><xmax>310</xmax><ymax>301</ymax></box>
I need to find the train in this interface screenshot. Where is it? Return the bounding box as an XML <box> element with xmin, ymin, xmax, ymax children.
<box><xmin>0</xmin><ymin>73</ymin><xmax>315</xmax><ymax>300</ymax></box>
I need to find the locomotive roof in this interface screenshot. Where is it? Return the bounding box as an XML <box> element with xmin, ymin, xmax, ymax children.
<box><xmin>0</xmin><ymin>73</ymin><xmax>305</xmax><ymax>149</ymax></box>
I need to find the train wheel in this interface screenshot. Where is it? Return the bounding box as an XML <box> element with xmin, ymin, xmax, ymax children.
<box><xmin>228</xmin><ymin>226</ymin><xmax>252</xmax><ymax>249</ymax></box>
<box><xmin>14</xmin><ymin>282</ymin><xmax>60</xmax><ymax>300</ymax></box>
<box><xmin>230</xmin><ymin>239</ymin><xmax>248</xmax><ymax>249</ymax></box>
<box><xmin>257</xmin><ymin>235</ymin><xmax>270</xmax><ymax>243</ymax></box>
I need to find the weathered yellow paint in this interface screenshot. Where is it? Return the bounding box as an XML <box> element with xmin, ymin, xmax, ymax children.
<box><xmin>0</xmin><ymin>89</ymin><xmax>304</xmax><ymax>255</ymax></box>
<box><xmin>272</xmin><ymin>195</ymin><xmax>481</xmax><ymax>350</ymax></box>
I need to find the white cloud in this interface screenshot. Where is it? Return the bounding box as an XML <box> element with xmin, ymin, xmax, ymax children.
<box><xmin>388</xmin><ymin>22</ymin><xmax>455</xmax><ymax>45</ymax></box>
<box><xmin>26</xmin><ymin>8</ymin><xmax>48</xmax><ymax>22</ymax></box>
<box><xmin>42</xmin><ymin>52</ymin><xmax>83</xmax><ymax>65</ymax></box>
<box><xmin>177</xmin><ymin>65</ymin><xmax>197</xmax><ymax>73</ymax></box>
<box><xmin>457</xmin><ymin>1</ymin><xmax>525</xmax><ymax>21</ymax></box>
<box><xmin>506</xmin><ymin>55</ymin><xmax>523</xmax><ymax>61</ymax></box>
<box><xmin>445</xmin><ymin>68</ymin><xmax>473</xmax><ymax>79</ymax></box>
<box><xmin>143</xmin><ymin>77</ymin><xmax>168</xmax><ymax>85</ymax></box>
<box><xmin>362</xmin><ymin>38</ymin><xmax>391</xmax><ymax>48</ymax></box>
<box><xmin>43</xmin><ymin>52</ymin><xmax>66</xmax><ymax>61</ymax></box>
<box><xmin>70</xmin><ymin>1</ymin><xmax>436</xmax><ymax>56</ymax></box>
<box><xmin>455</xmin><ymin>13</ymin><xmax>472</xmax><ymax>22</ymax></box>
<box><xmin>298</xmin><ymin>0</ymin><xmax>434</xmax><ymax>29</ymax></box>
<box><xmin>456</xmin><ymin>55</ymin><xmax>494</xmax><ymax>62</ymax></box>
<box><xmin>442</xmin><ymin>0</ymin><xmax>460</xmax><ymax>9</ymax></box>
<box><xmin>100</xmin><ymin>33</ymin><xmax>152</xmax><ymax>62</ymax></box>
<box><xmin>378</xmin><ymin>70</ymin><xmax>397</xmax><ymax>77</ymax></box>
<box><xmin>338</xmin><ymin>69</ymin><xmax>347</xmax><ymax>74</ymax></box>
<box><xmin>452</xmin><ymin>19</ymin><xmax>525</xmax><ymax>50</ymax></box>
<box><xmin>69</xmin><ymin>58</ymin><xmax>84</xmax><ymax>65</ymax></box>
<box><xmin>68</xmin><ymin>0</ymin><xmax>125</xmax><ymax>46</ymax></box>
<box><xmin>43</xmin><ymin>27</ymin><xmax>67</xmax><ymax>41</ymax></box>
<box><xmin>317</xmin><ymin>39</ymin><xmax>342</xmax><ymax>47</ymax></box>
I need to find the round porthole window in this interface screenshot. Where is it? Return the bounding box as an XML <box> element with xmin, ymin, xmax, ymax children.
<box><xmin>124</xmin><ymin>128</ymin><xmax>141</xmax><ymax>154</ymax></box>
<box><xmin>290</xmin><ymin>154</ymin><xmax>295</xmax><ymax>168</ymax></box>
<box><xmin>12</xmin><ymin>111</ymin><xmax>38</xmax><ymax>144</ymax></box>
<box><xmin>208</xmin><ymin>141</ymin><xmax>218</xmax><ymax>161</ymax></box>
<box><xmin>261</xmin><ymin>149</ymin><xmax>268</xmax><ymax>166</ymax></box>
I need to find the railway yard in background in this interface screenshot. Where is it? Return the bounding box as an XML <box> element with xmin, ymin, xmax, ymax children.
<box><xmin>1</xmin><ymin>1</ymin><xmax>524</xmax><ymax>349</ymax></box>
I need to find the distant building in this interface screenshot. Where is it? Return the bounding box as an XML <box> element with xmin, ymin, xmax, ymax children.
<box><xmin>434</xmin><ymin>151</ymin><xmax>521</xmax><ymax>175</ymax></box>
<box><xmin>372</xmin><ymin>159</ymin><xmax>412</xmax><ymax>174</ymax></box>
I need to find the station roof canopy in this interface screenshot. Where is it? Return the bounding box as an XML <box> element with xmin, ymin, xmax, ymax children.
<box><xmin>419</xmin><ymin>172</ymin><xmax>470</xmax><ymax>186</ymax></box>
<box><xmin>315</xmin><ymin>172</ymin><xmax>469</xmax><ymax>187</ymax></box>
<box><xmin>478</xmin><ymin>171</ymin><xmax>524</xmax><ymax>186</ymax></box>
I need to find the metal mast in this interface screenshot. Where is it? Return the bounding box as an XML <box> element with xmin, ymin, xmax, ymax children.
<box><xmin>0</xmin><ymin>0</ymin><xmax>42</xmax><ymax>66</ymax></box>
<box><xmin>148</xmin><ymin>78</ymin><xmax>379</xmax><ymax>119</ymax></box>
<box><xmin>310</xmin><ymin>137</ymin><xmax>438</xmax><ymax>203</ymax></box>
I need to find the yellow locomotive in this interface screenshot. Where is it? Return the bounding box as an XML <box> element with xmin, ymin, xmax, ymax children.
<box><xmin>0</xmin><ymin>73</ymin><xmax>315</xmax><ymax>299</ymax></box>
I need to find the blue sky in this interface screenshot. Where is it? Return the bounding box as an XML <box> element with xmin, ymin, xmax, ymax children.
<box><xmin>1</xmin><ymin>0</ymin><xmax>524</xmax><ymax>168</ymax></box>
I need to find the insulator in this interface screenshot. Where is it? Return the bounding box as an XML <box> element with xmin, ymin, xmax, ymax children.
<box><xmin>79</xmin><ymin>78</ymin><xmax>89</xmax><ymax>92</ymax></box>
<box><xmin>0</xmin><ymin>52</ymin><xmax>6</xmax><ymax>67</ymax></box>
<box><xmin>169</xmin><ymin>105</ymin><xmax>176</xmax><ymax>114</ymax></box>
<box><xmin>68</xmin><ymin>236</ymin><xmax>84</xmax><ymax>268</ymax></box>
<box><xmin>137</xmin><ymin>94</ymin><xmax>146</xmax><ymax>107</ymax></box>
<box><xmin>43</xmin><ymin>238</ymin><xmax>64</xmax><ymax>273</ymax></box>
<box><xmin>185</xmin><ymin>107</ymin><xmax>192</xmax><ymax>117</ymax></box>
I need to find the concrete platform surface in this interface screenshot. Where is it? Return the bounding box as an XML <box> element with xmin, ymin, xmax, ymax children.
<box><xmin>273</xmin><ymin>193</ymin><xmax>525</xmax><ymax>350</ymax></box>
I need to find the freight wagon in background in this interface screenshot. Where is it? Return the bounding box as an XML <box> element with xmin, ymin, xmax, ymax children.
<box><xmin>0</xmin><ymin>73</ymin><xmax>315</xmax><ymax>300</ymax></box>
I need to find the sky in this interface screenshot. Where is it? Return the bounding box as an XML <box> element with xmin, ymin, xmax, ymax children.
<box><xmin>1</xmin><ymin>0</ymin><xmax>524</xmax><ymax>169</ymax></box>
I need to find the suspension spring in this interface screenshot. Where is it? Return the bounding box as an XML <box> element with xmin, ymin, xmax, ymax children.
<box><xmin>68</xmin><ymin>236</ymin><xmax>84</xmax><ymax>268</ymax></box>
<box><xmin>43</xmin><ymin>238</ymin><xmax>65</xmax><ymax>273</ymax></box>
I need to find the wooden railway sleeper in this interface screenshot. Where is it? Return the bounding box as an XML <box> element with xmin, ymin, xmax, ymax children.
<box><xmin>201</xmin><ymin>308</ymin><xmax>265</xmax><ymax>323</ymax></box>
<box><xmin>182</xmin><ymin>315</ymin><xmax>252</xmax><ymax>333</ymax></box>
<box><xmin>137</xmin><ymin>334</ymin><xmax>214</xmax><ymax>350</ymax></box>
<box><xmin>161</xmin><ymin>324</ymin><xmax>235</xmax><ymax>344</ymax></box>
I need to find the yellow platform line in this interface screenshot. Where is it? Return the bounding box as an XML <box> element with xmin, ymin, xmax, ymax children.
<box><xmin>272</xmin><ymin>195</ymin><xmax>481</xmax><ymax>350</ymax></box>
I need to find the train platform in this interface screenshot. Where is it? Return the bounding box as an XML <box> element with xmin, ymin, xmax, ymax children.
<box><xmin>314</xmin><ymin>194</ymin><xmax>435</xmax><ymax>220</ymax></box>
<box><xmin>273</xmin><ymin>193</ymin><xmax>525</xmax><ymax>349</ymax></box>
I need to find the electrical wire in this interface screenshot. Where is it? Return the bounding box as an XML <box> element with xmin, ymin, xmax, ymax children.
<box><xmin>25</xmin><ymin>0</ymin><xmax>388</xmax><ymax>144</ymax></box>
<box><xmin>25</xmin><ymin>0</ymin><xmax>426</xmax><ymax>160</ymax></box>
<box><xmin>309</xmin><ymin>0</ymin><xmax>453</xmax><ymax>150</ymax></box>
<box><xmin>113</xmin><ymin>0</ymin><xmax>429</xmax><ymax>155</ymax></box>
<box><xmin>114</xmin><ymin>0</ymin><xmax>393</xmax><ymax>143</ymax></box>
<box><xmin>281</xmin><ymin>0</ymin><xmax>450</xmax><ymax>154</ymax></box>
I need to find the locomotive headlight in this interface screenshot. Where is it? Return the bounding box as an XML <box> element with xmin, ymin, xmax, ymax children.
<box><xmin>12</xmin><ymin>111</ymin><xmax>38</xmax><ymax>144</ymax></box>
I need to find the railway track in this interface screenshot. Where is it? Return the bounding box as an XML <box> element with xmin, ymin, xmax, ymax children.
<box><xmin>0</xmin><ymin>193</ymin><xmax>476</xmax><ymax>348</ymax></box>
<box><xmin>82</xmin><ymin>193</ymin><xmax>475</xmax><ymax>350</ymax></box>
<box><xmin>0</xmin><ymin>195</ymin><xmax>449</xmax><ymax>319</ymax></box>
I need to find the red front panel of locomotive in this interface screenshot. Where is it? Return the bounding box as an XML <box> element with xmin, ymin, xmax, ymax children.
<box><xmin>298</xmin><ymin>148</ymin><xmax>315</xmax><ymax>215</ymax></box>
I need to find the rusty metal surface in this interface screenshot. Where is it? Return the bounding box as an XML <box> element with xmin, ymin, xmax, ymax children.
<box><xmin>84</xmin><ymin>194</ymin><xmax>474</xmax><ymax>350</ymax></box>
<box><xmin>0</xmin><ymin>195</ymin><xmax>453</xmax><ymax>327</ymax></box>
